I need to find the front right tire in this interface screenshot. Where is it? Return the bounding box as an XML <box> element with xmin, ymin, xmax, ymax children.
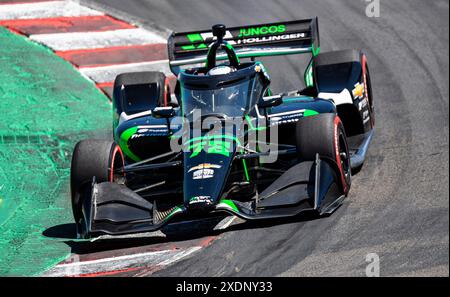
<box><xmin>295</xmin><ymin>113</ymin><xmax>351</xmax><ymax>194</ymax></box>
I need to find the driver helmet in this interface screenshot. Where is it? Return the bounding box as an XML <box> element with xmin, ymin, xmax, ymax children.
<box><xmin>207</xmin><ymin>65</ymin><xmax>239</xmax><ymax>105</ymax></box>
<box><xmin>207</xmin><ymin>65</ymin><xmax>236</xmax><ymax>76</ymax></box>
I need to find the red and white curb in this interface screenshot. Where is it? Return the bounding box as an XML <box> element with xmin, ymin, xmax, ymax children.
<box><xmin>40</xmin><ymin>215</ymin><xmax>236</xmax><ymax>277</ymax></box>
<box><xmin>41</xmin><ymin>232</ymin><xmax>221</xmax><ymax>277</ymax></box>
<box><xmin>43</xmin><ymin>246</ymin><xmax>203</xmax><ymax>277</ymax></box>
<box><xmin>0</xmin><ymin>0</ymin><xmax>172</xmax><ymax>97</ymax></box>
<box><xmin>0</xmin><ymin>0</ymin><xmax>225</xmax><ymax>277</ymax></box>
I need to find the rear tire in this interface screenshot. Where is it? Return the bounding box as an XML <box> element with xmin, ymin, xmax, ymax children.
<box><xmin>70</xmin><ymin>140</ymin><xmax>125</xmax><ymax>234</ymax></box>
<box><xmin>295</xmin><ymin>113</ymin><xmax>351</xmax><ymax>193</ymax></box>
<box><xmin>113</xmin><ymin>71</ymin><xmax>168</xmax><ymax>114</ymax></box>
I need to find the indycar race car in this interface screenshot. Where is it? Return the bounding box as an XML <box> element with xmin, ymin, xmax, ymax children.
<box><xmin>70</xmin><ymin>18</ymin><xmax>375</xmax><ymax>238</ymax></box>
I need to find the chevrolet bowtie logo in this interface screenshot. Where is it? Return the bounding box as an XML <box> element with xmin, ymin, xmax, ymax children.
<box><xmin>352</xmin><ymin>82</ymin><xmax>365</xmax><ymax>99</ymax></box>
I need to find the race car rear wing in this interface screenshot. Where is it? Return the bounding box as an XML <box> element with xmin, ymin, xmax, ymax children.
<box><xmin>167</xmin><ymin>18</ymin><xmax>320</xmax><ymax>71</ymax></box>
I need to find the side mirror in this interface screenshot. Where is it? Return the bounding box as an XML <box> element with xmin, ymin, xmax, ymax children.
<box><xmin>152</xmin><ymin>106</ymin><xmax>175</xmax><ymax>118</ymax></box>
<box><xmin>258</xmin><ymin>95</ymin><xmax>283</xmax><ymax>108</ymax></box>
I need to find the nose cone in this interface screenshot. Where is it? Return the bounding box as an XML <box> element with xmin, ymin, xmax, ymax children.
<box><xmin>183</xmin><ymin>140</ymin><xmax>236</xmax><ymax>211</ymax></box>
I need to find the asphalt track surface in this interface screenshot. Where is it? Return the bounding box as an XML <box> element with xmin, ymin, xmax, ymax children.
<box><xmin>83</xmin><ymin>0</ymin><xmax>449</xmax><ymax>276</ymax></box>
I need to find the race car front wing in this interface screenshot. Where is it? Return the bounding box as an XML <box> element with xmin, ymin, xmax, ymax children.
<box><xmin>80</xmin><ymin>154</ymin><xmax>345</xmax><ymax>238</ymax></box>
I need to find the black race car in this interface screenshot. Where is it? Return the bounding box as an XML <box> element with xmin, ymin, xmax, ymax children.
<box><xmin>70</xmin><ymin>18</ymin><xmax>375</xmax><ymax>238</ymax></box>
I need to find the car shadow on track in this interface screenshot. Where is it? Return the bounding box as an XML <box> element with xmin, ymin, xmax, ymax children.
<box><xmin>42</xmin><ymin>209</ymin><xmax>329</xmax><ymax>256</ymax></box>
<box><xmin>42</xmin><ymin>220</ymin><xmax>222</xmax><ymax>255</ymax></box>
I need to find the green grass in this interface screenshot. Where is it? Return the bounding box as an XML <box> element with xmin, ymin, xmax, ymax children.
<box><xmin>0</xmin><ymin>27</ymin><xmax>111</xmax><ymax>276</ymax></box>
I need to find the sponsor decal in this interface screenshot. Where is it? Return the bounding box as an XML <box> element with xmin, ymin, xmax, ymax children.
<box><xmin>358</xmin><ymin>98</ymin><xmax>369</xmax><ymax>111</ymax></box>
<box><xmin>363</xmin><ymin>110</ymin><xmax>370</xmax><ymax>124</ymax></box>
<box><xmin>189</xmin><ymin>196</ymin><xmax>213</xmax><ymax>205</ymax></box>
<box><xmin>182</xmin><ymin>31</ymin><xmax>235</xmax><ymax>50</ymax></box>
<box><xmin>270</xmin><ymin>118</ymin><xmax>300</xmax><ymax>126</ymax></box>
<box><xmin>238</xmin><ymin>25</ymin><xmax>286</xmax><ymax>37</ymax></box>
<box><xmin>362</xmin><ymin>73</ymin><xmax>371</xmax><ymax>113</ymax></box>
<box><xmin>181</xmin><ymin>29</ymin><xmax>306</xmax><ymax>51</ymax></box>
<box><xmin>188</xmin><ymin>163</ymin><xmax>221</xmax><ymax>173</ymax></box>
<box><xmin>189</xmin><ymin>138</ymin><xmax>233</xmax><ymax>158</ymax></box>
<box><xmin>138</xmin><ymin>128</ymin><xmax>168</xmax><ymax>134</ymax></box>
<box><xmin>192</xmin><ymin>168</ymin><xmax>215</xmax><ymax>180</ymax></box>
<box><xmin>236</xmin><ymin>33</ymin><xmax>306</xmax><ymax>45</ymax></box>
<box><xmin>281</xmin><ymin>113</ymin><xmax>302</xmax><ymax>120</ymax></box>
<box><xmin>269</xmin><ymin>109</ymin><xmax>317</xmax><ymax>126</ymax></box>
<box><xmin>131</xmin><ymin>128</ymin><xmax>169</xmax><ymax>138</ymax></box>
<box><xmin>181</xmin><ymin>33</ymin><xmax>208</xmax><ymax>50</ymax></box>
<box><xmin>352</xmin><ymin>82</ymin><xmax>365</xmax><ymax>100</ymax></box>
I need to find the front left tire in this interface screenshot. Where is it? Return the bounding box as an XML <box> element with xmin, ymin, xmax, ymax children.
<box><xmin>70</xmin><ymin>139</ymin><xmax>125</xmax><ymax>236</ymax></box>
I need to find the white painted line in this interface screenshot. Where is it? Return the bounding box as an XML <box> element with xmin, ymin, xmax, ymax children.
<box><xmin>57</xmin><ymin>250</ymin><xmax>170</xmax><ymax>268</ymax></box>
<box><xmin>30</xmin><ymin>28</ymin><xmax>166</xmax><ymax>51</ymax></box>
<box><xmin>0</xmin><ymin>1</ymin><xmax>103</xmax><ymax>20</ymax></box>
<box><xmin>79</xmin><ymin>60</ymin><xmax>172</xmax><ymax>83</ymax></box>
<box><xmin>42</xmin><ymin>246</ymin><xmax>201</xmax><ymax>277</ymax></box>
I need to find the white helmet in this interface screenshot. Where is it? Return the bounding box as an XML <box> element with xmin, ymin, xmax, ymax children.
<box><xmin>207</xmin><ymin>65</ymin><xmax>235</xmax><ymax>76</ymax></box>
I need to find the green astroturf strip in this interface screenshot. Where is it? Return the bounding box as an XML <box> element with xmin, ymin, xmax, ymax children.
<box><xmin>0</xmin><ymin>27</ymin><xmax>111</xmax><ymax>276</ymax></box>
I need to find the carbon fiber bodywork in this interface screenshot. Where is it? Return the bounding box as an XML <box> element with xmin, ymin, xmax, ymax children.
<box><xmin>73</xmin><ymin>19</ymin><xmax>374</xmax><ymax>238</ymax></box>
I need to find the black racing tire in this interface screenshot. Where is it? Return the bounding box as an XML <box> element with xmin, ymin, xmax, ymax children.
<box><xmin>70</xmin><ymin>139</ymin><xmax>125</xmax><ymax>231</ymax></box>
<box><xmin>295</xmin><ymin>113</ymin><xmax>351</xmax><ymax>192</ymax></box>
